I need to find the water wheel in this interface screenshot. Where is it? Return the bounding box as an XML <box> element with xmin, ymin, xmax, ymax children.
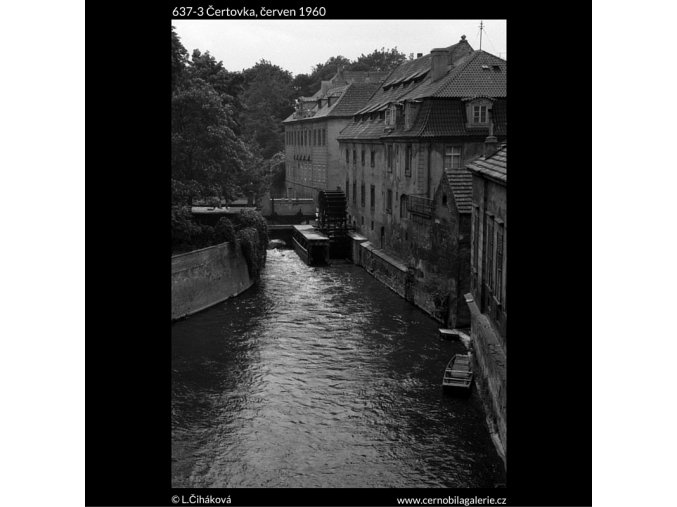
<box><xmin>317</xmin><ymin>190</ymin><xmax>347</xmax><ymax>236</ymax></box>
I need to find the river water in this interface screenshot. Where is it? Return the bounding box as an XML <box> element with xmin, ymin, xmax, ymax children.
<box><xmin>172</xmin><ymin>248</ymin><xmax>505</xmax><ymax>488</ymax></box>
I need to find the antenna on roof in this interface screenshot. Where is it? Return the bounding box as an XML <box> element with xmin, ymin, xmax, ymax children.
<box><xmin>479</xmin><ymin>20</ymin><xmax>484</xmax><ymax>51</ymax></box>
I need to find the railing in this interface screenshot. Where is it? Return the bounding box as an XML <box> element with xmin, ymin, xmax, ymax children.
<box><xmin>407</xmin><ymin>195</ymin><xmax>434</xmax><ymax>217</ymax></box>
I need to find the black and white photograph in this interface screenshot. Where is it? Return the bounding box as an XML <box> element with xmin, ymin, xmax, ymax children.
<box><xmin>170</xmin><ymin>18</ymin><xmax>508</xmax><ymax>493</ymax></box>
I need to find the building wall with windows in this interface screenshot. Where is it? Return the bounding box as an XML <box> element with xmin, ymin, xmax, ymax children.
<box><xmin>468</xmin><ymin>144</ymin><xmax>507</xmax><ymax>345</ymax></box>
<box><xmin>466</xmin><ymin>143</ymin><xmax>507</xmax><ymax>459</ymax></box>
<box><xmin>337</xmin><ymin>41</ymin><xmax>506</xmax><ymax>326</ymax></box>
<box><xmin>283</xmin><ymin>72</ymin><xmax>385</xmax><ymax>202</ymax></box>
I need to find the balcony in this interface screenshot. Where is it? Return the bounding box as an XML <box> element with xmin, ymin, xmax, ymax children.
<box><xmin>407</xmin><ymin>195</ymin><xmax>434</xmax><ymax>218</ymax></box>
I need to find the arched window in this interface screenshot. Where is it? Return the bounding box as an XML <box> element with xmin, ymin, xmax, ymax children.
<box><xmin>400</xmin><ymin>194</ymin><xmax>408</xmax><ymax>218</ymax></box>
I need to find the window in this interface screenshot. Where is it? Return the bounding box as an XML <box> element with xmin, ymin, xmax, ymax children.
<box><xmin>442</xmin><ymin>193</ymin><xmax>447</xmax><ymax>206</ymax></box>
<box><xmin>473</xmin><ymin>105</ymin><xmax>488</xmax><ymax>124</ymax></box>
<box><xmin>472</xmin><ymin>207</ymin><xmax>479</xmax><ymax>271</ymax></box>
<box><xmin>386</xmin><ymin>189</ymin><xmax>392</xmax><ymax>214</ymax></box>
<box><xmin>495</xmin><ymin>222</ymin><xmax>504</xmax><ymax>303</ymax></box>
<box><xmin>387</xmin><ymin>145</ymin><xmax>393</xmax><ymax>172</ymax></box>
<box><xmin>370</xmin><ymin>185</ymin><xmax>375</xmax><ymax>210</ymax></box>
<box><xmin>444</xmin><ymin>146</ymin><xmax>462</xmax><ymax>170</ymax></box>
<box><xmin>361</xmin><ymin>182</ymin><xmax>365</xmax><ymax>207</ymax></box>
<box><xmin>352</xmin><ymin>180</ymin><xmax>357</xmax><ymax>204</ymax></box>
<box><xmin>486</xmin><ymin>218</ymin><xmax>494</xmax><ymax>290</ymax></box>
<box><xmin>466</xmin><ymin>99</ymin><xmax>492</xmax><ymax>127</ymax></box>
<box><xmin>370</xmin><ymin>149</ymin><xmax>375</xmax><ymax>168</ymax></box>
<box><xmin>322</xmin><ymin>129</ymin><xmax>326</xmax><ymax>146</ymax></box>
<box><xmin>405</xmin><ymin>145</ymin><xmax>412</xmax><ymax>176</ymax></box>
<box><xmin>400</xmin><ymin>194</ymin><xmax>407</xmax><ymax>218</ymax></box>
<box><xmin>346</xmin><ymin>178</ymin><xmax>349</xmax><ymax>202</ymax></box>
<box><xmin>353</xmin><ymin>149</ymin><xmax>357</xmax><ymax>165</ymax></box>
<box><xmin>361</xmin><ymin>149</ymin><xmax>365</xmax><ymax>166</ymax></box>
<box><xmin>346</xmin><ymin>149</ymin><xmax>349</xmax><ymax>164</ymax></box>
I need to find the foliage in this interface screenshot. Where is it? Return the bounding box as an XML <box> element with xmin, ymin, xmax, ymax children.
<box><xmin>237</xmin><ymin>208</ymin><xmax>269</xmax><ymax>248</ymax></box>
<box><xmin>241</xmin><ymin>60</ymin><xmax>296</xmax><ymax>159</ymax></box>
<box><xmin>236</xmin><ymin>227</ymin><xmax>265</xmax><ymax>279</ymax></box>
<box><xmin>171</xmin><ymin>78</ymin><xmax>252</xmax><ymax>203</ymax></box>
<box><xmin>350</xmin><ymin>47</ymin><xmax>407</xmax><ymax>72</ymax></box>
<box><xmin>171</xmin><ymin>207</ymin><xmax>269</xmax><ymax>280</ymax></box>
<box><xmin>214</xmin><ymin>217</ymin><xmax>237</xmax><ymax>245</ymax></box>
<box><xmin>171</xmin><ymin>26</ymin><xmax>189</xmax><ymax>91</ymax></box>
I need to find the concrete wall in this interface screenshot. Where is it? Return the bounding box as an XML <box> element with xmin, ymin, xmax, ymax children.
<box><xmin>359</xmin><ymin>241</ymin><xmax>408</xmax><ymax>298</ymax></box>
<box><xmin>171</xmin><ymin>241</ymin><xmax>253</xmax><ymax>320</ymax></box>
<box><xmin>260</xmin><ymin>195</ymin><xmax>316</xmax><ymax>218</ymax></box>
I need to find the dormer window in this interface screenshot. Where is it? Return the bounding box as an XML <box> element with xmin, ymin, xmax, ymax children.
<box><xmin>473</xmin><ymin>104</ymin><xmax>488</xmax><ymax>124</ymax></box>
<box><xmin>466</xmin><ymin>98</ymin><xmax>493</xmax><ymax>128</ymax></box>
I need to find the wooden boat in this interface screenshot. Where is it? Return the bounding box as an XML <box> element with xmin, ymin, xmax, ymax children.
<box><xmin>442</xmin><ymin>353</ymin><xmax>473</xmax><ymax>394</ymax></box>
<box><xmin>439</xmin><ymin>328</ymin><xmax>460</xmax><ymax>340</ymax></box>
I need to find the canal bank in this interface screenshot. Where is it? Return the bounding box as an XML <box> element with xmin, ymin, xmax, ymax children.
<box><xmin>347</xmin><ymin>234</ymin><xmax>506</xmax><ymax>468</ymax></box>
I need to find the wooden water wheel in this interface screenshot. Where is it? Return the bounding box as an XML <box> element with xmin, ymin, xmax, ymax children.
<box><xmin>317</xmin><ymin>190</ymin><xmax>347</xmax><ymax>236</ymax></box>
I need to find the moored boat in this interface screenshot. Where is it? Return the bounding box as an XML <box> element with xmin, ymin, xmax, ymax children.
<box><xmin>442</xmin><ymin>353</ymin><xmax>473</xmax><ymax>394</ymax></box>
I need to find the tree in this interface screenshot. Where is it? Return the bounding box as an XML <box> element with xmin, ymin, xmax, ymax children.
<box><xmin>292</xmin><ymin>73</ymin><xmax>316</xmax><ymax>98</ymax></box>
<box><xmin>309</xmin><ymin>55</ymin><xmax>352</xmax><ymax>85</ymax></box>
<box><xmin>171</xmin><ymin>78</ymin><xmax>252</xmax><ymax>203</ymax></box>
<box><xmin>241</xmin><ymin>60</ymin><xmax>295</xmax><ymax>159</ymax></box>
<box><xmin>188</xmin><ymin>50</ymin><xmax>245</xmax><ymax>121</ymax></box>
<box><xmin>350</xmin><ymin>47</ymin><xmax>407</xmax><ymax>72</ymax></box>
<box><xmin>171</xmin><ymin>26</ymin><xmax>189</xmax><ymax>91</ymax></box>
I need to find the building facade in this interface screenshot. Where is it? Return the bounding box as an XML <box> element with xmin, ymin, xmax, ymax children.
<box><xmin>337</xmin><ymin>37</ymin><xmax>507</xmax><ymax>326</ymax></box>
<box><xmin>282</xmin><ymin>70</ymin><xmax>387</xmax><ymax>200</ymax></box>
<box><xmin>465</xmin><ymin>141</ymin><xmax>507</xmax><ymax>462</ymax></box>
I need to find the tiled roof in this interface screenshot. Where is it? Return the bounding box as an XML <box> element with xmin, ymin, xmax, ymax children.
<box><xmin>337</xmin><ymin>118</ymin><xmax>386</xmax><ymax>140</ymax></box>
<box><xmin>327</xmin><ymin>82</ymin><xmax>381</xmax><ymax>117</ymax></box>
<box><xmin>353</xmin><ymin>39</ymin><xmax>474</xmax><ymax>116</ymax></box>
<box><xmin>341</xmin><ymin>45</ymin><xmax>506</xmax><ymax>140</ymax></box>
<box><xmin>338</xmin><ymin>70</ymin><xmax>390</xmax><ymax>83</ymax></box>
<box><xmin>283</xmin><ymin>82</ymin><xmax>380</xmax><ymax>123</ymax></box>
<box><xmin>375</xmin><ymin>98</ymin><xmax>507</xmax><ymax>139</ymax></box>
<box><xmin>446</xmin><ymin>168</ymin><xmax>474</xmax><ymax>214</ymax></box>
<box><xmin>431</xmin><ymin>51</ymin><xmax>506</xmax><ymax>98</ymax></box>
<box><xmin>466</xmin><ymin>144</ymin><xmax>507</xmax><ymax>182</ymax></box>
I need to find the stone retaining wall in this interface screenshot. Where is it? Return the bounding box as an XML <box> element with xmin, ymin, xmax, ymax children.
<box><xmin>171</xmin><ymin>242</ymin><xmax>253</xmax><ymax>320</ymax></box>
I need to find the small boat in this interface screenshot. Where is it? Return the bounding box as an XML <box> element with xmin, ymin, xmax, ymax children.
<box><xmin>439</xmin><ymin>328</ymin><xmax>460</xmax><ymax>340</ymax></box>
<box><xmin>442</xmin><ymin>353</ymin><xmax>473</xmax><ymax>394</ymax></box>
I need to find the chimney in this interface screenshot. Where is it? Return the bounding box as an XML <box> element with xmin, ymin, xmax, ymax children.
<box><xmin>320</xmin><ymin>80</ymin><xmax>330</xmax><ymax>95</ymax></box>
<box><xmin>417</xmin><ymin>52</ymin><xmax>423</xmax><ymax>58</ymax></box>
<box><xmin>430</xmin><ymin>48</ymin><xmax>450</xmax><ymax>82</ymax></box>
<box><xmin>484</xmin><ymin>108</ymin><xmax>498</xmax><ymax>158</ymax></box>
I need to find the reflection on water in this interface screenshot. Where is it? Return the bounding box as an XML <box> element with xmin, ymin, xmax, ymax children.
<box><xmin>172</xmin><ymin>249</ymin><xmax>505</xmax><ymax>487</ymax></box>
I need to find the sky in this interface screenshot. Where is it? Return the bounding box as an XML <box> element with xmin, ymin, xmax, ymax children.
<box><xmin>172</xmin><ymin>19</ymin><xmax>506</xmax><ymax>76</ymax></box>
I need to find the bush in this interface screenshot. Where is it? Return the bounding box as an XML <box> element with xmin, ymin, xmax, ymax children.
<box><xmin>236</xmin><ymin>227</ymin><xmax>264</xmax><ymax>279</ymax></box>
<box><xmin>171</xmin><ymin>206</ymin><xmax>202</xmax><ymax>252</ymax></box>
<box><xmin>171</xmin><ymin>207</ymin><xmax>268</xmax><ymax>281</ymax></box>
<box><xmin>215</xmin><ymin>217</ymin><xmax>237</xmax><ymax>245</ymax></box>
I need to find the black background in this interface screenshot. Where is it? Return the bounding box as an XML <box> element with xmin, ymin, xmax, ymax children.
<box><xmin>86</xmin><ymin>2</ymin><xmax>591</xmax><ymax>505</ymax></box>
